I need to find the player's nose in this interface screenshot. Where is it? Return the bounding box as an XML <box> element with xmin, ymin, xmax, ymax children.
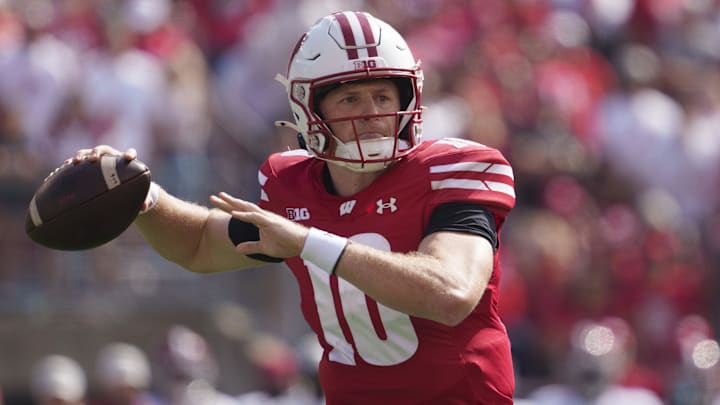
<box><xmin>360</xmin><ymin>97</ymin><xmax>382</xmax><ymax>117</ymax></box>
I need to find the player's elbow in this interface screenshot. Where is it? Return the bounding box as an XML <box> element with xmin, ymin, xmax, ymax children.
<box><xmin>183</xmin><ymin>261</ymin><xmax>214</xmax><ymax>274</ymax></box>
<box><xmin>433</xmin><ymin>289</ymin><xmax>481</xmax><ymax>327</ymax></box>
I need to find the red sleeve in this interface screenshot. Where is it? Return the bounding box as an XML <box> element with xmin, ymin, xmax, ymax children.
<box><xmin>257</xmin><ymin>149</ymin><xmax>314</xmax><ymax>212</ymax></box>
<box><xmin>421</xmin><ymin>139</ymin><xmax>516</xmax><ymax>229</ymax></box>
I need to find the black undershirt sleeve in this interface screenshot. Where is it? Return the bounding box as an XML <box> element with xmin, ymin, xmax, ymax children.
<box><xmin>423</xmin><ymin>201</ymin><xmax>499</xmax><ymax>251</ymax></box>
<box><xmin>228</xmin><ymin>218</ymin><xmax>283</xmax><ymax>263</ymax></box>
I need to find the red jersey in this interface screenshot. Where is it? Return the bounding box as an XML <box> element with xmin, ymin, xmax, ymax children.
<box><xmin>258</xmin><ymin>138</ymin><xmax>516</xmax><ymax>404</ymax></box>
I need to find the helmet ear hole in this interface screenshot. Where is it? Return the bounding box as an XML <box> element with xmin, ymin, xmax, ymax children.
<box><xmin>297</xmin><ymin>133</ymin><xmax>307</xmax><ymax>150</ymax></box>
<box><xmin>308</xmin><ymin>134</ymin><xmax>328</xmax><ymax>152</ymax></box>
<box><xmin>390</xmin><ymin>77</ymin><xmax>414</xmax><ymax>111</ymax></box>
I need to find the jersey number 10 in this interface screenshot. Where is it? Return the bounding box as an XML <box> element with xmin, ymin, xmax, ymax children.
<box><xmin>305</xmin><ymin>232</ymin><xmax>419</xmax><ymax>366</ymax></box>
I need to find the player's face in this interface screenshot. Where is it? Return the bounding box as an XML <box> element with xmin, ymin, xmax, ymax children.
<box><xmin>317</xmin><ymin>79</ymin><xmax>401</xmax><ymax>143</ymax></box>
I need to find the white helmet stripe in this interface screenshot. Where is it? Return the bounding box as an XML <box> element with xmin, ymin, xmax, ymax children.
<box><xmin>354</xmin><ymin>12</ymin><xmax>379</xmax><ymax>57</ymax></box>
<box><xmin>334</xmin><ymin>12</ymin><xmax>359</xmax><ymax>59</ymax></box>
<box><xmin>334</xmin><ymin>12</ymin><xmax>379</xmax><ymax>60</ymax></box>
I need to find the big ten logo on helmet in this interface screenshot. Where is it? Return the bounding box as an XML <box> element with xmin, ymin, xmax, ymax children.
<box><xmin>286</xmin><ymin>207</ymin><xmax>311</xmax><ymax>221</ymax></box>
<box><xmin>353</xmin><ymin>59</ymin><xmax>377</xmax><ymax>70</ymax></box>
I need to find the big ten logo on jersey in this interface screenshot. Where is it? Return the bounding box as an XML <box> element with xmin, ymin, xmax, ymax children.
<box><xmin>353</xmin><ymin>59</ymin><xmax>377</xmax><ymax>70</ymax></box>
<box><xmin>286</xmin><ymin>207</ymin><xmax>310</xmax><ymax>221</ymax></box>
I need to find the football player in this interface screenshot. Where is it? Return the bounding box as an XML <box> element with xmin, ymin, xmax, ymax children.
<box><xmin>73</xmin><ymin>11</ymin><xmax>516</xmax><ymax>403</ymax></box>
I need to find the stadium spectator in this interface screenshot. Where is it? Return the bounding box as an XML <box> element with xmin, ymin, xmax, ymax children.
<box><xmin>72</xmin><ymin>10</ymin><xmax>517</xmax><ymax>403</ymax></box>
<box><xmin>90</xmin><ymin>342</ymin><xmax>162</xmax><ymax>405</ymax></box>
<box><xmin>235</xmin><ymin>333</ymin><xmax>322</xmax><ymax>405</ymax></box>
<box><xmin>523</xmin><ymin>317</ymin><xmax>664</xmax><ymax>405</ymax></box>
<box><xmin>668</xmin><ymin>314</ymin><xmax>720</xmax><ymax>405</ymax></box>
<box><xmin>30</xmin><ymin>354</ymin><xmax>87</xmax><ymax>405</ymax></box>
<box><xmin>0</xmin><ymin>1</ymin><xmax>719</xmax><ymax>402</ymax></box>
<box><xmin>151</xmin><ymin>325</ymin><xmax>237</xmax><ymax>405</ymax></box>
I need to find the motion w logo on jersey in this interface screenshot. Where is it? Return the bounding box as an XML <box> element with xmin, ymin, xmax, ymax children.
<box><xmin>286</xmin><ymin>207</ymin><xmax>310</xmax><ymax>221</ymax></box>
<box><xmin>339</xmin><ymin>200</ymin><xmax>357</xmax><ymax>216</ymax></box>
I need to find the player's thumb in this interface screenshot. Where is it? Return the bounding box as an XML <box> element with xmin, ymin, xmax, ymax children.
<box><xmin>234</xmin><ymin>241</ymin><xmax>265</xmax><ymax>257</ymax></box>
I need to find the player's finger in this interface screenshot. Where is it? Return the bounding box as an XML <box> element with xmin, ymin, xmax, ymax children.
<box><xmin>72</xmin><ymin>148</ymin><xmax>94</xmax><ymax>164</ymax></box>
<box><xmin>123</xmin><ymin>148</ymin><xmax>137</xmax><ymax>161</ymax></box>
<box><xmin>230</xmin><ymin>210</ymin><xmax>257</xmax><ymax>222</ymax></box>
<box><xmin>89</xmin><ymin>145</ymin><xmax>122</xmax><ymax>161</ymax></box>
<box><xmin>217</xmin><ymin>192</ymin><xmax>260</xmax><ymax>211</ymax></box>
<box><xmin>234</xmin><ymin>240</ymin><xmax>263</xmax><ymax>256</ymax></box>
<box><xmin>217</xmin><ymin>192</ymin><xmax>245</xmax><ymax>204</ymax></box>
<box><xmin>209</xmin><ymin>195</ymin><xmax>233</xmax><ymax>213</ymax></box>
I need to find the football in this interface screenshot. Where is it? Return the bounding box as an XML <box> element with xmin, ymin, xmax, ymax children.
<box><xmin>25</xmin><ymin>155</ymin><xmax>152</xmax><ymax>251</ymax></box>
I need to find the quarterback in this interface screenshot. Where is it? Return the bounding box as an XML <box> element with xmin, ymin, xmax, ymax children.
<box><xmin>74</xmin><ymin>11</ymin><xmax>516</xmax><ymax>403</ymax></box>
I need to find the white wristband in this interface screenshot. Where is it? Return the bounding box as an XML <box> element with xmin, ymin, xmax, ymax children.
<box><xmin>138</xmin><ymin>181</ymin><xmax>160</xmax><ymax>215</ymax></box>
<box><xmin>300</xmin><ymin>227</ymin><xmax>349</xmax><ymax>275</ymax></box>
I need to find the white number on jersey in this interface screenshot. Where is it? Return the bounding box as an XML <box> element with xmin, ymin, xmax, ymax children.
<box><xmin>305</xmin><ymin>233</ymin><xmax>419</xmax><ymax>366</ymax></box>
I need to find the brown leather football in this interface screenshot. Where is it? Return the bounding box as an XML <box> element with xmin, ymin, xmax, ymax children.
<box><xmin>25</xmin><ymin>155</ymin><xmax>151</xmax><ymax>250</ymax></box>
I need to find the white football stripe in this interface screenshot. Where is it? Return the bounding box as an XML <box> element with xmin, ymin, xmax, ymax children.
<box><xmin>431</xmin><ymin>178</ymin><xmax>516</xmax><ymax>199</ymax></box>
<box><xmin>100</xmin><ymin>155</ymin><xmax>121</xmax><ymax>189</ymax></box>
<box><xmin>29</xmin><ymin>196</ymin><xmax>43</xmax><ymax>226</ymax></box>
<box><xmin>430</xmin><ymin>162</ymin><xmax>514</xmax><ymax>180</ymax></box>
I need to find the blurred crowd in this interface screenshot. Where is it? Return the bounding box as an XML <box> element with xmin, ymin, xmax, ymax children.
<box><xmin>0</xmin><ymin>0</ymin><xmax>719</xmax><ymax>403</ymax></box>
<box><xmin>23</xmin><ymin>324</ymin><xmax>323</xmax><ymax>405</ymax></box>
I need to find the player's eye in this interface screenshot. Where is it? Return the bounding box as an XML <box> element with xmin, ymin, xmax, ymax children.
<box><xmin>340</xmin><ymin>95</ymin><xmax>358</xmax><ymax>104</ymax></box>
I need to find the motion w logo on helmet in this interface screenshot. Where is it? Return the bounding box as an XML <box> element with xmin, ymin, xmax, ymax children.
<box><xmin>333</xmin><ymin>11</ymin><xmax>379</xmax><ymax>60</ymax></box>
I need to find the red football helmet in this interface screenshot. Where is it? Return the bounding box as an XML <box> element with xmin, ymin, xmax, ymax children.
<box><xmin>276</xmin><ymin>11</ymin><xmax>424</xmax><ymax>172</ymax></box>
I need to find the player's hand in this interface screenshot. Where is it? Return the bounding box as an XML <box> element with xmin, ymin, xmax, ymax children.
<box><xmin>210</xmin><ymin>192</ymin><xmax>309</xmax><ymax>259</ymax></box>
<box><xmin>67</xmin><ymin>145</ymin><xmax>155</xmax><ymax>213</ymax></box>
<box><xmin>67</xmin><ymin>145</ymin><xmax>137</xmax><ymax>165</ymax></box>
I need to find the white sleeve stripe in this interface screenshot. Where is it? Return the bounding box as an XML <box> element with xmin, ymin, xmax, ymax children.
<box><xmin>430</xmin><ymin>162</ymin><xmax>514</xmax><ymax>179</ymax></box>
<box><xmin>258</xmin><ymin>171</ymin><xmax>268</xmax><ymax>186</ymax></box>
<box><xmin>280</xmin><ymin>149</ymin><xmax>311</xmax><ymax>157</ymax></box>
<box><xmin>260</xmin><ymin>189</ymin><xmax>269</xmax><ymax>202</ymax></box>
<box><xmin>487</xmin><ymin>164</ymin><xmax>514</xmax><ymax>178</ymax></box>
<box><xmin>100</xmin><ymin>155</ymin><xmax>121</xmax><ymax>189</ymax></box>
<box><xmin>431</xmin><ymin>178</ymin><xmax>516</xmax><ymax>199</ymax></box>
<box><xmin>430</xmin><ymin>162</ymin><xmax>488</xmax><ymax>173</ymax></box>
<box><xmin>485</xmin><ymin>181</ymin><xmax>516</xmax><ymax>198</ymax></box>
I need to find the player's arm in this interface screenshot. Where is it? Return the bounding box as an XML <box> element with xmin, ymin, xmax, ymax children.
<box><xmin>333</xmin><ymin>204</ymin><xmax>496</xmax><ymax>327</ymax></box>
<box><xmin>134</xmin><ymin>186</ymin><xmax>267</xmax><ymax>273</ymax></box>
<box><xmin>71</xmin><ymin>146</ymin><xmax>265</xmax><ymax>273</ymax></box>
<box><xmin>214</xmin><ymin>193</ymin><xmax>497</xmax><ymax>326</ymax></box>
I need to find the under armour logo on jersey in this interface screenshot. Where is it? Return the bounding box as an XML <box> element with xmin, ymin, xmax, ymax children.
<box><xmin>339</xmin><ymin>200</ymin><xmax>357</xmax><ymax>216</ymax></box>
<box><xmin>286</xmin><ymin>207</ymin><xmax>310</xmax><ymax>221</ymax></box>
<box><xmin>376</xmin><ymin>198</ymin><xmax>397</xmax><ymax>214</ymax></box>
